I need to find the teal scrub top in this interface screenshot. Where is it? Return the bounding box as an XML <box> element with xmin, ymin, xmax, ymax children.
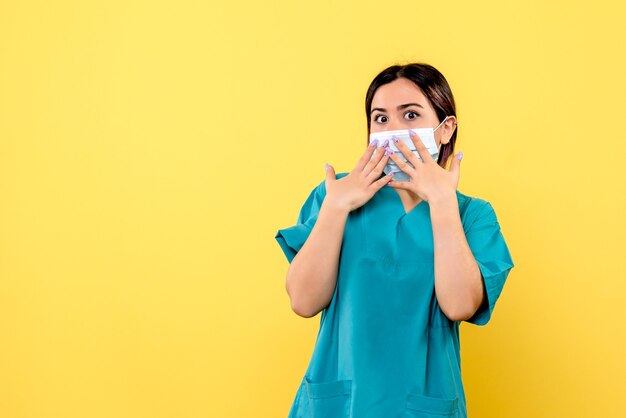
<box><xmin>274</xmin><ymin>172</ymin><xmax>515</xmax><ymax>418</ymax></box>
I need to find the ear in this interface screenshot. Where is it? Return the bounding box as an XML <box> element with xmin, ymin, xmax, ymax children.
<box><xmin>439</xmin><ymin>116</ymin><xmax>458</xmax><ymax>145</ymax></box>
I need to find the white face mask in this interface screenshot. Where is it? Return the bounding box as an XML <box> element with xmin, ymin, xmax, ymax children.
<box><xmin>368</xmin><ymin>116</ymin><xmax>452</xmax><ymax>182</ymax></box>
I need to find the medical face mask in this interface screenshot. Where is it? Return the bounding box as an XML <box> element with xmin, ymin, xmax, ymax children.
<box><xmin>368</xmin><ymin>116</ymin><xmax>452</xmax><ymax>182</ymax></box>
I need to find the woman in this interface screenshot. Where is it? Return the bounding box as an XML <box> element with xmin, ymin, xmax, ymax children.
<box><xmin>274</xmin><ymin>63</ymin><xmax>515</xmax><ymax>418</ymax></box>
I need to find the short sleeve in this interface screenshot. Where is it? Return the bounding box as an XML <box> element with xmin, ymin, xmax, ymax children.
<box><xmin>274</xmin><ymin>179</ymin><xmax>327</xmax><ymax>263</ymax></box>
<box><xmin>464</xmin><ymin>201</ymin><xmax>515</xmax><ymax>326</ymax></box>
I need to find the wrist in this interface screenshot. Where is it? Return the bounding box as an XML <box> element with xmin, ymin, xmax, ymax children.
<box><xmin>428</xmin><ymin>189</ymin><xmax>458</xmax><ymax>209</ymax></box>
<box><xmin>321</xmin><ymin>197</ymin><xmax>351</xmax><ymax>217</ymax></box>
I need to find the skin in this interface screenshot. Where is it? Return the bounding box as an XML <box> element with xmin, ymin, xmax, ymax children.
<box><xmin>285</xmin><ymin>77</ymin><xmax>485</xmax><ymax>321</ymax></box>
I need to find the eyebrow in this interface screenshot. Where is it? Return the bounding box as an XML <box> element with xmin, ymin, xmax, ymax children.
<box><xmin>371</xmin><ymin>103</ymin><xmax>424</xmax><ymax>115</ymax></box>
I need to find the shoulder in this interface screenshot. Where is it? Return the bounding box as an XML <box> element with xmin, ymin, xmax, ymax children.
<box><xmin>455</xmin><ymin>190</ymin><xmax>500</xmax><ymax>227</ymax></box>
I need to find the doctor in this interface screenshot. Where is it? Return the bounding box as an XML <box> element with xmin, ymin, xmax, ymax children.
<box><xmin>275</xmin><ymin>62</ymin><xmax>515</xmax><ymax>418</ymax></box>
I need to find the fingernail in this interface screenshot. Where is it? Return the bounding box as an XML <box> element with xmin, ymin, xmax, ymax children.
<box><xmin>408</xmin><ymin>129</ymin><xmax>415</xmax><ymax>138</ymax></box>
<box><xmin>457</xmin><ymin>151</ymin><xmax>463</xmax><ymax>160</ymax></box>
<box><xmin>392</xmin><ymin>135</ymin><xmax>400</xmax><ymax>144</ymax></box>
<box><xmin>325</xmin><ymin>162</ymin><xmax>329</xmax><ymax>170</ymax></box>
<box><xmin>370</xmin><ymin>139</ymin><xmax>378</xmax><ymax>148</ymax></box>
<box><xmin>384</xmin><ymin>148</ymin><xmax>393</xmax><ymax>156</ymax></box>
<box><xmin>381</xmin><ymin>139</ymin><xmax>389</xmax><ymax>147</ymax></box>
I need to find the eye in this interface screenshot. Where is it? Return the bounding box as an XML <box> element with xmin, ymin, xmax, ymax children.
<box><xmin>405</xmin><ymin>111</ymin><xmax>419</xmax><ymax>120</ymax></box>
<box><xmin>373</xmin><ymin>114</ymin><xmax>388</xmax><ymax>123</ymax></box>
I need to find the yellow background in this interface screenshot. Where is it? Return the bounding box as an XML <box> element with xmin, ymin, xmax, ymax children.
<box><xmin>1</xmin><ymin>1</ymin><xmax>624</xmax><ymax>417</ymax></box>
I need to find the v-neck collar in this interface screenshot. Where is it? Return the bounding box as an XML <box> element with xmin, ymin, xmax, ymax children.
<box><xmin>384</xmin><ymin>185</ymin><xmax>429</xmax><ymax>220</ymax></box>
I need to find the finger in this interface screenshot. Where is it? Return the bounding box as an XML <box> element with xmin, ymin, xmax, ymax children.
<box><xmin>365</xmin><ymin>148</ymin><xmax>392</xmax><ymax>183</ymax></box>
<box><xmin>386</xmin><ymin>179</ymin><xmax>413</xmax><ymax>190</ymax></box>
<box><xmin>354</xmin><ymin>139</ymin><xmax>380</xmax><ymax>172</ymax></box>
<box><xmin>369</xmin><ymin>170</ymin><xmax>394</xmax><ymax>192</ymax></box>
<box><xmin>448</xmin><ymin>151</ymin><xmax>462</xmax><ymax>175</ymax></box>
<box><xmin>388</xmin><ymin>150</ymin><xmax>416</xmax><ymax>177</ymax></box>
<box><xmin>408</xmin><ymin>130</ymin><xmax>434</xmax><ymax>164</ymax></box>
<box><xmin>391</xmin><ymin>135</ymin><xmax>422</xmax><ymax>168</ymax></box>
<box><xmin>361</xmin><ymin>142</ymin><xmax>389</xmax><ymax>175</ymax></box>
<box><xmin>325</xmin><ymin>162</ymin><xmax>336</xmax><ymax>182</ymax></box>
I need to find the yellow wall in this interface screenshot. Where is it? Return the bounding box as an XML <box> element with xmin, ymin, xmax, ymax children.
<box><xmin>1</xmin><ymin>1</ymin><xmax>624</xmax><ymax>417</ymax></box>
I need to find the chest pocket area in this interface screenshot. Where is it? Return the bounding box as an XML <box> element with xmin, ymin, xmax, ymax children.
<box><xmin>404</xmin><ymin>392</ymin><xmax>459</xmax><ymax>417</ymax></box>
<box><xmin>304</xmin><ymin>376</ymin><xmax>352</xmax><ymax>418</ymax></box>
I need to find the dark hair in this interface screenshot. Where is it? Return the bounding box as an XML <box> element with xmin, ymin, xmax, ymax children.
<box><xmin>365</xmin><ymin>63</ymin><xmax>457</xmax><ymax>168</ymax></box>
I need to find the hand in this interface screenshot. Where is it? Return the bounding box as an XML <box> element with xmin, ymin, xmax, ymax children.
<box><xmin>387</xmin><ymin>130</ymin><xmax>462</xmax><ymax>204</ymax></box>
<box><xmin>324</xmin><ymin>140</ymin><xmax>394</xmax><ymax>212</ymax></box>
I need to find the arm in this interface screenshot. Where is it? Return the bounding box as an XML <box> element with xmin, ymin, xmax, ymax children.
<box><xmin>429</xmin><ymin>192</ymin><xmax>484</xmax><ymax>322</ymax></box>
<box><xmin>285</xmin><ymin>198</ymin><xmax>349</xmax><ymax>318</ymax></box>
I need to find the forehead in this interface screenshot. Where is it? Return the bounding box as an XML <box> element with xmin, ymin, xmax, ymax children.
<box><xmin>371</xmin><ymin>77</ymin><xmax>430</xmax><ymax>107</ymax></box>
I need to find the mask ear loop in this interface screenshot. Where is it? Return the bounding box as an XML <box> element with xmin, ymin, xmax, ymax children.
<box><xmin>434</xmin><ymin>115</ymin><xmax>457</xmax><ymax>131</ymax></box>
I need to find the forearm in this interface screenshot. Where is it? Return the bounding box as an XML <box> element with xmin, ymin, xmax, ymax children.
<box><xmin>429</xmin><ymin>192</ymin><xmax>483</xmax><ymax>321</ymax></box>
<box><xmin>286</xmin><ymin>198</ymin><xmax>349</xmax><ymax>318</ymax></box>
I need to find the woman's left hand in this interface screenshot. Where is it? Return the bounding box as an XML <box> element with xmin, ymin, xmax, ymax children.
<box><xmin>387</xmin><ymin>130</ymin><xmax>463</xmax><ymax>204</ymax></box>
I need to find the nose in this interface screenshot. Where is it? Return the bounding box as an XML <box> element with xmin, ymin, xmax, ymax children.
<box><xmin>386</xmin><ymin>120</ymin><xmax>405</xmax><ymax>131</ymax></box>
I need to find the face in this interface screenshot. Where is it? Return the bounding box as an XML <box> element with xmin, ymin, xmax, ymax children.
<box><xmin>369</xmin><ymin>77</ymin><xmax>456</xmax><ymax>147</ymax></box>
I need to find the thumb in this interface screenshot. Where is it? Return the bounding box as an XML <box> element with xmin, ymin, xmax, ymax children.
<box><xmin>325</xmin><ymin>162</ymin><xmax>336</xmax><ymax>181</ymax></box>
<box><xmin>449</xmin><ymin>151</ymin><xmax>462</xmax><ymax>175</ymax></box>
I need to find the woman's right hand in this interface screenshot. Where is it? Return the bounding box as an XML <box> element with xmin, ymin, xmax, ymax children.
<box><xmin>324</xmin><ymin>139</ymin><xmax>393</xmax><ymax>213</ymax></box>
